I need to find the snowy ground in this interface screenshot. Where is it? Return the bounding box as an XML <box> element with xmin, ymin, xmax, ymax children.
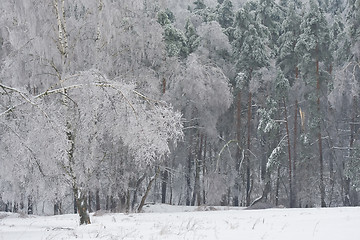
<box><xmin>1</xmin><ymin>205</ymin><xmax>360</xmax><ymax>239</ymax></box>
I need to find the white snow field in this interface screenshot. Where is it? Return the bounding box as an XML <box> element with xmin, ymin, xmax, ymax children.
<box><xmin>1</xmin><ymin>205</ymin><xmax>360</xmax><ymax>240</ymax></box>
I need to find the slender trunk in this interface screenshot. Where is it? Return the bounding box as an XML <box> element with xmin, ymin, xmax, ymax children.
<box><xmin>192</xmin><ymin>133</ymin><xmax>203</xmax><ymax>206</ymax></box>
<box><xmin>13</xmin><ymin>203</ymin><xmax>18</xmax><ymax>213</ymax></box>
<box><xmin>88</xmin><ymin>191</ymin><xmax>92</xmax><ymax>213</ymax></box>
<box><xmin>186</xmin><ymin>135</ymin><xmax>193</xmax><ymax>206</ymax></box>
<box><xmin>106</xmin><ymin>196</ymin><xmax>110</xmax><ymax>210</ymax></box>
<box><xmin>345</xmin><ymin>97</ymin><xmax>357</xmax><ymax>206</ymax></box>
<box><xmin>275</xmin><ymin>117</ymin><xmax>281</xmax><ymax>207</ymax></box>
<box><xmin>318</xmin><ymin>101</ymin><xmax>326</xmax><ymax>208</ymax></box>
<box><xmin>325</xmin><ymin>128</ymin><xmax>336</xmax><ymax>206</ymax></box>
<box><xmin>125</xmin><ymin>190</ymin><xmax>130</xmax><ymax>213</ymax></box>
<box><xmin>197</xmin><ymin>134</ymin><xmax>203</xmax><ymax>206</ymax></box>
<box><xmin>118</xmin><ymin>193</ymin><xmax>126</xmax><ymax>212</ymax></box>
<box><xmin>234</xmin><ymin>91</ymin><xmax>242</xmax><ymax>206</ymax></box>
<box><xmin>327</xmin><ymin>66</ymin><xmax>335</xmax><ymax>206</ymax></box>
<box><xmin>202</xmin><ymin>135</ymin><xmax>207</xmax><ymax>205</ymax></box>
<box><xmin>95</xmin><ymin>189</ymin><xmax>100</xmax><ymax>211</ymax></box>
<box><xmin>132</xmin><ymin>173</ymin><xmax>146</xmax><ymax>210</ymax></box>
<box><xmin>74</xmin><ymin>197</ymin><xmax>77</xmax><ymax>214</ymax></box>
<box><xmin>54</xmin><ymin>195</ymin><xmax>61</xmax><ymax>215</ymax></box>
<box><xmin>56</xmin><ymin>0</ymin><xmax>91</xmax><ymax>223</ymax></box>
<box><xmin>275</xmin><ymin>165</ymin><xmax>281</xmax><ymax>206</ymax></box>
<box><xmin>161</xmin><ymin>77</ymin><xmax>168</xmax><ymax>204</ymax></box>
<box><xmin>110</xmin><ymin>196</ymin><xmax>116</xmax><ymax>212</ymax></box>
<box><xmin>344</xmin><ymin>177</ymin><xmax>351</xmax><ymax>206</ymax></box>
<box><xmin>316</xmin><ymin>55</ymin><xmax>326</xmax><ymax>208</ymax></box>
<box><xmin>161</xmin><ymin>169</ymin><xmax>168</xmax><ymax>204</ymax></box>
<box><xmin>251</xmin><ymin>171</ymin><xmax>271</xmax><ymax>206</ymax></box>
<box><xmin>27</xmin><ymin>196</ymin><xmax>33</xmax><ymax>215</ymax></box>
<box><xmin>138</xmin><ymin>169</ymin><xmax>160</xmax><ymax>212</ymax></box>
<box><xmin>283</xmin><ymin>97</ymin><xmax>293</xmax><ymax>208</ymax></box>
<box><xmin>246</xmin><ymin>92</ymin><xmax>252</xmax><ymax>206</ymax></box>
<box><xmin>293</xmin><ymin>99</ymin><xmax>298</xmax><ymax>207</ymax></box>
<box><xmin>170</xmin><ymin>156</ymin><xmax>174</xmax><ymax>205</ymax></box>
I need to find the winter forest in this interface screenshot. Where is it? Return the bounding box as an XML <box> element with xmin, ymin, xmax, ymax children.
<box><xmin>1</xmin><ymin>0</ymin><xmax>360</xmax><ymax>225</ymax></box>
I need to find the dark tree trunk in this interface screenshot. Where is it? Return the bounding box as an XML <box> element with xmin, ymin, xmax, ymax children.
<box><xmin>106</xmin><ymin>196</ymin><xmax>110</xmax><ymax>211</ymax></box>
<box><xmin>316</xmin><ymin>57</ymin><xmax>326</xmax><ymax>208</ymax></box>
<box><xmin>27</xmin><ymin>196</ymin><xmax>33</xmax><ymax>215</ymax></box>
<box><xmin>88</xmin><ymin>191</ymin><xmax>92</xmax><ymax>213</ymax></box>
<box><xmin>186</xmin><ymin>135</ymin><xmax>193</xmax><ymax>206</ymax></box>
<box><xmin>275</xmin><ymin>164</ymin><xmax>281</xmax><ymax>206</ymax></box>
<box><xmin>95</xmin><ymin>189</ymin><xmax>100</xmax><ymax>211</ymax></box>
<box><xmin>192</xmin><ymin>133</ymin><xmax>203</xmax><ymax>206</ymax></box>
<box><xmin>161</xmin><ymin>78</ymin><xmax>168</xmax><ymax>204</ymax></box>
<box><xmin>138</xmin><ymin>169</ymin><xmax>159</xmax><ymax>212</ymax></box>
<box><xmin>327</xmin><ymin>65</ymin><xmax>335</xmax><ymax>206</ymax></box>
<box><xmin>54</xmin><ymin>199</ymin><xmax>62</xmax><ymax>215</ymax></box>
<box><xmin>110</xmin><ymin>196</ymin><xmax>116</xmax><ymax>212</ymax></box>
<box><xmin>202</xmin><ymin>135</ymin><xmax>207</xmax><ymax>205</ymax></box>
<box><xmin>161</xmin><ymin>169</ymin><xmax>168</xmax><ymax>204</ymax></box>
<box><xmin>246</xmin><ymin>92</ymin><xmax>252</xmax><ymax>206</ymax></box>
<box><xmin>318</xmin><ymin>102</ymin><xmax>326</xmax><ymax>208</ymax></box>
<box><xmin>345</xmin><ymin>97</ymin><xmax>357</xmax><ymax>206</ymax></box>
<box><xmin>132</xmin><ymin>173</ymin><xmax>146</xmax><ymax>210</ymax></box>
<box><xmin>74</xmin><ymin>196</ymin><xmax>77</xmax><ymax>214</ymax></box>
<box><xmin>162</xmin><ymin>77</ymin><xmax>166</xmax><ymax>95</ymax></box>
<box><xmin>234</xmin><ymin>90</ymin><xmax>242</xmax><ymax>206</ymax></box>
<box><xmin>344</xmin><ymin>178</ymin><xmax>351</xmax><ymax>206</ymax></box>
<box><xmin>126</xmin><ymin>189</ymin><xmax>130</xmax><ymax>213</ymax></box>
<box><xmin>283</xmin><ymin>97</ymin><xmax>293</xmax><ymax>208</ymax></box>
<box><xmin>13</xmin><ymin>202</ymin><xmax>18</xmax><ymax>213</ymax></box>
<box><xmin>169</xmin><ymin>174</ymin><xmax>173</xmax><ymax>205</ymax></box>
<box><xmin>293</xmin><ymin>99</ymin><xmax>298</xmax><ymax>207</ymax></box>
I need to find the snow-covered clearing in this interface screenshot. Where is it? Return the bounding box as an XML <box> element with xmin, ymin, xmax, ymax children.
<box><xmin>1</xmin><ymin>205</ymin><xmax>359</xmax><ymax>239</ymax></box>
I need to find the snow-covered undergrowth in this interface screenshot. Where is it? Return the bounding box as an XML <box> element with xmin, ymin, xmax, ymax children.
<box><xmin>1</xmin><ymin>205</ymin><xmax>359</xmax><ymax>239</ymax></box>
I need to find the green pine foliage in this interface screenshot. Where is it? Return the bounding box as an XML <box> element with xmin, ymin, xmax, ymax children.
<box><xmin>232</xmin><ymin>4</ymin><xmax>270</xmax><ymax>86</ymax></box>
<box><xmin>216</xmin><ymin>0</ymin><xmax>235</xmax><ymax>29</ymax></box>
<box><xmin>277</xmin><ymin>3</ymin><xmax>301</xmax><ymax>81</ymax></box>
<box><xmin>295</xmin><ymin>0</ymin><xmax>331</xmax><ymax>87</ymax></box>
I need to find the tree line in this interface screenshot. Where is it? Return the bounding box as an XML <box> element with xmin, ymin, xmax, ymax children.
<box><xmin>0</xmin><ymin>0</ymin><xmax>360</xmax><ymax>224</ymax></box>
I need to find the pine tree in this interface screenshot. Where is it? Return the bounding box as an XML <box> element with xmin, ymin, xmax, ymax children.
<box><xmin>184</xmin><ymin>19</ymin><xmax>200</xmax><ymax>55</ymax></box>
<box><xmin>216</xmin><ymin>0</ymin><xmax>234</xmax><ymax>29</ymax></box>
<box><xmin>295</xmin><ymin>0</ymin><xmax>331</xmax><ymax>207</ymax></box>
<box><xmin>277</xmin><ymin>3</ymin><xmax>301</xmax><ymax>80</ymax></box>
<box><xmin>158</xmin><ymin>11</ymin><xmax>188</xmax><ymax>58</ymax></box>
<box><xmin>232</xmin><ymin>3</ymin><xmax>270</xmax><ymax>206</ymax></box>
<box><xmin>257</xmin><ymin>0</ymin><xmax>283</xmax><ymax>52</ymax></box>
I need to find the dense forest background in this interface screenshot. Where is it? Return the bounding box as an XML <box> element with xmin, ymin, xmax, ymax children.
<box><xmin>1</xmin><ymin>0</ymin><xmax>360</xmax><ymax>223</ymax></box>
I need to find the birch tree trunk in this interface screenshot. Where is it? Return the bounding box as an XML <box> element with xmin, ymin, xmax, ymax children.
<box><xmin>54</xmin><ymin>0</ymin><xmax>91</xmax><ymax>224</ymax></box>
